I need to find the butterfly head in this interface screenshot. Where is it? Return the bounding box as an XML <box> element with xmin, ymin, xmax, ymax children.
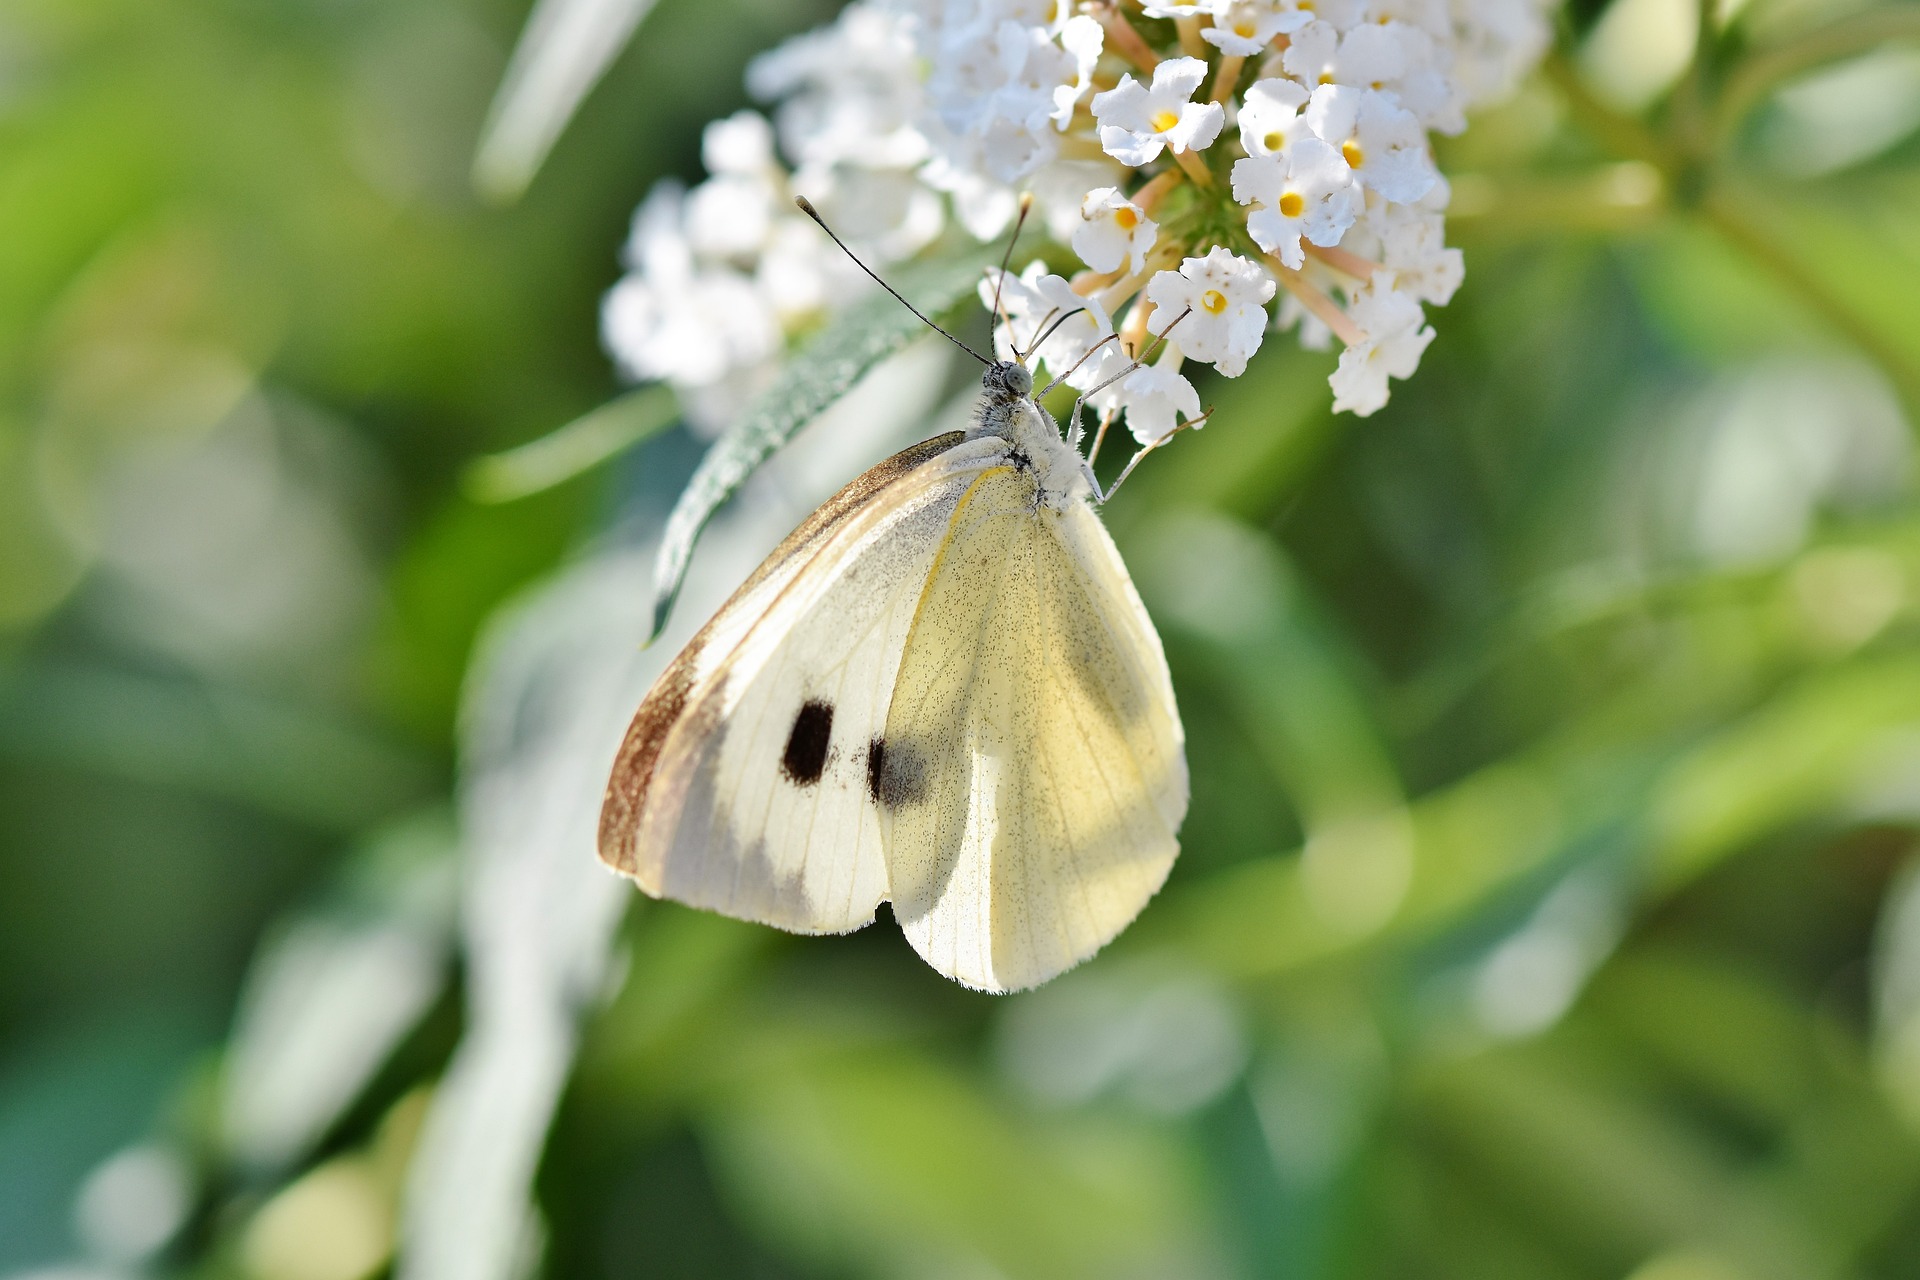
<box><xmin>983</xmin><ymin>359</ymin><xmax>1033</xmax><ymax>404</ymax></box>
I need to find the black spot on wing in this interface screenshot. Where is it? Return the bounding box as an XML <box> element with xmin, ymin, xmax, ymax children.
<box><xmin>867</xmin><ymin>737</ymin><xmax>927</xmax><ymax>809</ymax></box>
<box><xmin>781</xmin><ymin>700</ymin><xmax>834</xmax><ymax>786</ymax></box>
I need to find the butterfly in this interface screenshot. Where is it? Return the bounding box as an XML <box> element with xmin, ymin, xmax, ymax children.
<box><xmin>597</xmin><ymin>201</ymin><xmax>1194</xmax><ymax>993</ymax></box>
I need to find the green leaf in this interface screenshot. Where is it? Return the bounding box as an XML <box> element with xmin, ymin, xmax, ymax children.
<box><xmin>471</xmin><ymin>0</ymin><xmax>666</xmax><ymax>202</ymax></box>
<box><xmin>700</xmin><ymin>1043</ymin><xmax>1202</xmax><ymax>1279</ymax></box>
<box><xmin>1650</xmin><ymin>654</ymin><xmax>1920</xmax><ymax>889</ymax></box>
<box><xmin>461</xmin><ymin>383</ymin><xmax>680</xmax><ymax>504</ymax></box>
<box><xmin>645</xmin><ymin>244</ymin><xmax>998</xmax><ymax>642</ymax></box>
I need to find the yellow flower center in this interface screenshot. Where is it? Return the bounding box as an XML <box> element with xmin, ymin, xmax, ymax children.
<box><xmin>1201</xmin><ymin>289</ymin><xmax>1229</xmax><ymax>314</ymax></box>
<box><xmin>1342</xmin><ymin>139</ymin><xmax>1364</xmax><ymax>168</ymax></box>
<box><xmin>1318</xmin><ymin>71</ymin><xmax>1334</xmax><ymax>85</ymax></box>
<box><xmin>1263</xmin><ymin>129</ymin><xmax>1286</xmax><ymax>151</ymax></box>
<box><xmin>1115</xmin><ymin>206</ymin><xmax>1139</xmax><ymax>230</ymax></box>
<box><xmin>1151</xmin><ymin>110</ymin><xmax>1181</xmax><ymax>133</ymax></box>
<box><xmin>1234</xmin><ymin>19</ymin><xmax>1256</xmax><ymax>35</ymax></box>
<box><xmin>1278</xmin><ymin>191</ymin><xmax>1306</xmax><ymax>217</ymax></box>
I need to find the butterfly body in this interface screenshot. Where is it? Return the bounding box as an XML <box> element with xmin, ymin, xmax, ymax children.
<box><xmin>599</xmin><ymin>362</ymin><xmax>1186</xmax><ymax>992</ymax></box>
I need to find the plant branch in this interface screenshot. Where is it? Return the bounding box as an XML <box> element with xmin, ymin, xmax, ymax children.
<box><xmin>1715</xmin><ymin>7</ymin><xmax>1920</xmax><ymax>143</ymax></box>
<box><xmin>1698</xmin><ymin>186</ymin><xmax>1920</xmax><ymax>423</ymax></box>
<box><xmin>1542</xmin><ymin>52</ymin><xmax>1683</xmax><ymax>178</ymax></box>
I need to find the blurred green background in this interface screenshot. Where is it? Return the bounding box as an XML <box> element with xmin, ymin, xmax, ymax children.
<box><xmin>8</xmin><ymin>0</ymin><xmax>1920</xmax><ymax>1277</ymax></box>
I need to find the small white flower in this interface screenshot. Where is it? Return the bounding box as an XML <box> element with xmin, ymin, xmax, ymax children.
<box><xmin>1305</xmin><ymin>84</ymin><xmax>1438</xmax><ymax>204</ymax></box>
<box><xmin>979</xmin><ymin>263</ymin><xmax>1115</xmax><ymax>376</ymax></box>
<box><xmin>1340</xmin><ymin>191</ymin><xmax>1464</xmax><ymax>305</ymax></box>
<box><xmin>1072</xmin><ymin>187</ymin><xmax>1159</xmax><ymax>276</ymax></box>
<box><xmin>1329</xmin><ymin>271</ymin><xmax>1434</xmax><ymax>416</ymax></box>
<box><xmin>754</xmin><ymin>219</ymin><xmax>836</xmax><ymax>324</ymax></box>
<box><xmin>1236</xmin><ymin>78</ymin><xmax>1309</xmax><ymax>157</ymax></box>
<box><xmin>1052</xmin><ymin>16</ymin><xmax>1105</xmax><ymax>127</ymax></box>
<box><xmin>1092</xmin><ymin>58</ymin><xmax>1226</xmax><ymax>166</ymax></box>
<box><xmin>1374</xmin><ymin>18</ymin><xmax>1466</xmax><ymax>132</ymax></box>
<box><xmin>1116</xmin><ymin>364</ymin><xmax>1204</xmax><ymax>444</ymax></box>
<box><xmin>603</xmin><ymin>267</ymin><xmax>780</xmax><ymax>390</ymax></box>
<box><xmin>701</xmin><ymin>111</ymin><xmax>777</xmax><ymax>176</ymax></box>
<box><xmin>1231</xmin><ymin>138</ymin><xmax>1361</xmax><ymax>268</ymax></box>
<box><xmin>920</xmin><ymin>138</ymin><xmax>1021</xmax><ymax>239</ymax></box>
<box><xmin>1282</xmin><ymin>20</ymin><xmax>1410</xmax><ymax>91</ymax></box>
<box><xmin>685</xmin><ymin>171</ymin><xmax>779</xmax><ymax>261</ymax></box>
<box><xmin>1027</xmin><ymin>155</ymin><xmax>1131</xmax><ymax>243</ymax></box>
<box><xmin>1142</xmin><ymin>0</ymin><xmax>1232</xmax><ymax>17</ymax></box>
<box><xmin>792</xmin><ymin>165</ymin><xmax>944</xmax><ymax>264</ymax></box>
<box><xmin>1450</xmin><ymin>0</ymin><xmax>1555</xmax><ymax>110</ymax></box>
<box><xmin>1280</xmin><ymin>0</ymin><xmax>1368</xmax><ymax>27</ymax></box>
<box><xmin>1202</xmin><ymin>0</ymin><xmax>1313</xmax><ymax>57</ymax></box>
<box><xmin>749</xmin><ymin>5</ymin><xmax>928</xmax><ymax>174</ymax></box>
<box><xmin>1144</xmin><ymin>247</ymin><xmax>1277</xmax><ymax>377</ymax></box>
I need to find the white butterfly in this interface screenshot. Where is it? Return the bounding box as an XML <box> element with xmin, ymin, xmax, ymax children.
<box><xmin>598</xmin><ymin>219</ymin><xmax>1191</xmax><ymax>993</ymax></box>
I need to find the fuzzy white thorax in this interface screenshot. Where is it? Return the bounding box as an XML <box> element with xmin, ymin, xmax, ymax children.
<box><xmin>968</xmin><ymin>360</ymin><xmax>1093</xmax><ymax>509</ymax></box>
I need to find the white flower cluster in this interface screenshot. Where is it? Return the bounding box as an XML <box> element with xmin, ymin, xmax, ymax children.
<box><xmin>603</xmin><ymin>8</ymin><xmax>935</xmax><ymax>435</ymax></box>
<box><xmin>603</xmin><ymin>0</ymin><xmax>1552</xmax><ymax>439</ymax></box>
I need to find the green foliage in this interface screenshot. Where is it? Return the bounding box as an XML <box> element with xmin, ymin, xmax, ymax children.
<box><xmin>8</xmin><ymin>0</ymin><xmax>1920</xmax><ymax>1278</ymax></box>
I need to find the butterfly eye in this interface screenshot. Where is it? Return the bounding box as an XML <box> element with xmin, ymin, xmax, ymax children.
<box><xmin>993</xmin><ymin>361</ymin><xmax>1033</xmax><ymax>397</ymax></box>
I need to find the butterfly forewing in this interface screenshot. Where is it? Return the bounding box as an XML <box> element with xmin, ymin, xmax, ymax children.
<box><xmin>877</xmin><ymin>465</ymin><xmax>1187</xmax><ymax>992</ymax></box>
<box><xmin>599</xmin><ymin>432</ymin><xmax>1005</xmax><ymax>933</ymax></box>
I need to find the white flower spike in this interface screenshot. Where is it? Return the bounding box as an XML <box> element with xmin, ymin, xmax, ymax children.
<box><xmin>603</xmin><ymin>0</ymin><xmax>1558</xmax><ymax>430</ymax></box>
<box><xmin>1145</xmin><ymin>247</ymin><xmax>1277</xmax><ymax>377</ymax></box>
<box><xmin>1073</xmin><ymin>187</ymin><xmax>1159</xmax><ymax>276</ymax></box>
<box><xmin>1092</xmin><ymin>58</ymin><xmax>1226</xmax><ymax>167</ymax></box>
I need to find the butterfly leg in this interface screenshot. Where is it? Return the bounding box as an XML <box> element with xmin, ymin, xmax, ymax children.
<box><xmin>1089</xmin><ymin>405</ymin><xmax>1215</xmax><ymax>505</ymax></box>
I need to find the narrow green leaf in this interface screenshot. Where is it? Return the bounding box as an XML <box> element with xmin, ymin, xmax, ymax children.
<box><xmin>461</xmin><ymin>383</ymin><xmax>679</xmax><ymax>504</ymax></box>
<box><xmin>645</xmin><ymin>245</ymin><xmax>997</xmax><ymax>642</ymax></box>
<box><xmin>471</xmin><ymin>0</ymin><xmax>664</xmax><ymax>202</ymax></box>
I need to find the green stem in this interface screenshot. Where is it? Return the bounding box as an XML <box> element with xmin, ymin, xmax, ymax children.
<box><xmin>1716</xmin><ymin>7</ymin><xmax>1920</xmax><ymax>144</ymax></box>
<box><xmin>1547</xmin><ymin>42</ymin><xmax>1920</xmax><ymax>425</ymax></box>
<box><xmin>1541</xmin><ymin>53</ymin><xmax>1682</xmax><ymax>178</ymax></box>
<box><xmin>1667</xmin><ymin>0</ymin><xmax>1719</xmax><ymax>160</ymax></box>
<box><xmin>1698</xmin><ymin>187</ymin><xmax>1920</xmax><ymax>422</ymax></box>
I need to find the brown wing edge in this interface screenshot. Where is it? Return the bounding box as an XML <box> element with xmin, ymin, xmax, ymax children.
<box><xmin>596</xmin><ymin>431</ymin><xmax>970</xmax><ymax>881</ymax></box>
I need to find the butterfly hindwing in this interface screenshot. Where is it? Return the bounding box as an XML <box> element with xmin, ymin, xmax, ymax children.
<box><xmin>598</xmin><ymin>432</ymin><xmax>1005</xmax><ymax>933</ymax></box>
<box><xmin>876</xmin><ymin>464</ymin><xmax>1188</xmax><ymax>992</ymax></box>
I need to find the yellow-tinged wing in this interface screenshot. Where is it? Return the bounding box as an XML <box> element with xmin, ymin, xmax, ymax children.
<box><xmin>598</xmin><ymin>432</ymin><xmax>1005</xmax><ymax>934</ymax></box>
<box><xmin>876</xmin><ymin>465</ymin><xmax>1187</xmax><ymax>992</ymax></box>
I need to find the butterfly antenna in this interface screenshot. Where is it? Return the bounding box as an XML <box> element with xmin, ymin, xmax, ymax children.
<box><xmin>1036</xmin><ymin>331</ymin><xmax>1118</xmax><ymax>399</ymax></box>
<box><xmin>794</xmin><ymin>196</ymin><xmax>988</xmax><ymax>365</ymax></box>
<box><xmin>1024</xmin><ymin>306</ymin><xmax>1089</xmax><ymax>364</ymax></box>
<box><xmin>990</xmin><ymin>193</ymin><xmax>1034</xmax><ymax>349</ymax></box>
